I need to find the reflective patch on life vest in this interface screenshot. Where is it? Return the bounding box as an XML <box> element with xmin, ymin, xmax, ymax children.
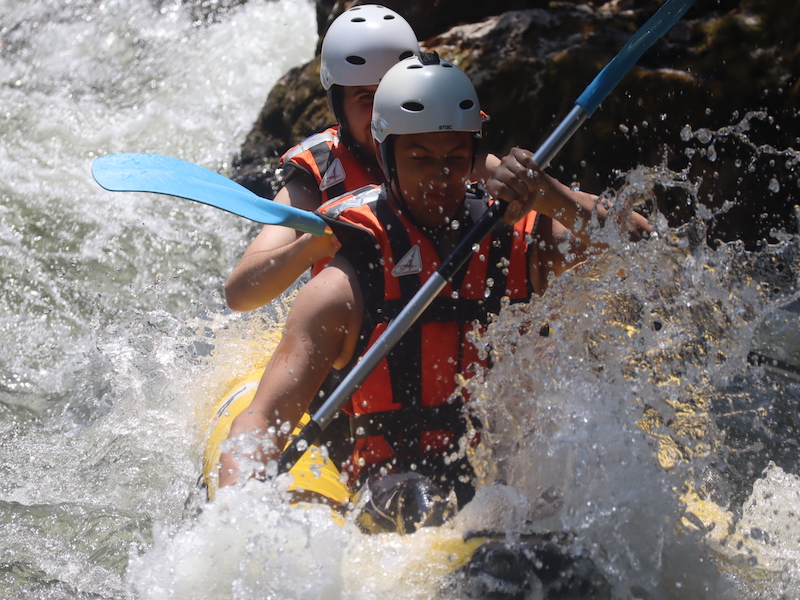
<box><xmin>319</xmin><ymin>157</ymin><xmax>346</xmax><ymax>191</ymax></box>
<box><xmin>283</xmin><ymin>130</ymin><xmax>338</xmax><ymax>162</ymax></box>
<box><xmin>391</xmin><ymin>244</ymin><xmax>422</xmax><ymax>277</ymax></box>
<box><xmin>319</xmin><ymin>185</ymin><xmax>382</xmax><ymax>219</ymax></box>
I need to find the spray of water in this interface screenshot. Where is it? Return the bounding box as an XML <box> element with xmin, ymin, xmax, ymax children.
<box><xmin>0</xmin><ymin>1</ymin><xmax>316</xmax><ymax>598</ymax></box>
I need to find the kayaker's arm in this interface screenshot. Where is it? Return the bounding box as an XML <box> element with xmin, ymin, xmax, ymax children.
<box><xmin>224</xmin><ymin>175</ymin><xmax>342</xmax><ymax>312</ymax></box>
<box><xmin>486</xmin><ymin>147</ymin><xmax>652</xmax><ymax>294</ymax></box>
<box><xmin>219</xmin><ymin>256</ymin><xmax>363</xmax><ymax>487</ymax></box>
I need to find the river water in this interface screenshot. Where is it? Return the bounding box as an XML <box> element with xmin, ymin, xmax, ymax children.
<box><xmin>1</xmin><ymin>1</ymin><xmax>799</xmax><ymax>599</ymax></box>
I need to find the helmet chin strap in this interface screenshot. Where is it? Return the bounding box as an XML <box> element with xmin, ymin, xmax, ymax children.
<box><xmin>328</xmin><ymin>86</ymin><xmax>353</xmax><ymax>147</ymax></box>
<box><xmin>390</xmin><ymin>181</ymin><xmax>466</xmax><ymax>244</ymax></box>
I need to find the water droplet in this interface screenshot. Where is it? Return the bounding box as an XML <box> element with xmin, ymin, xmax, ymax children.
<box><xmin>696</xmin><ymin>128</ymin><xmax>713</xmax><ymax>144</ymax></box>
<box><xmin>769</xmin><ymin>178</ymin><xmax>781</xmax><ymax>193</ymax></box>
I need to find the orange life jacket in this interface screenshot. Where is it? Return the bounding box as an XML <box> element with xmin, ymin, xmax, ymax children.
<box><xmin>317</xmin><ymin>185</ymin><xmax>537</xmax><ymax>483</ymax></box>
<box><xmin>279</xmin><ymin>126</ymin><xmax>380</xmax><ymax>204</ymax></box>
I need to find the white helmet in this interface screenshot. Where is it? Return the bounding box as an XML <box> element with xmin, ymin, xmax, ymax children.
<box><xmin>371</xmin><ymin>54</ymin><xmax>482</xmax><ymax>143</ymax></box>
<box><xmin>320</xmin><ymin>5</ymin><xmax>420</xmax><ymax>90</ymax></box>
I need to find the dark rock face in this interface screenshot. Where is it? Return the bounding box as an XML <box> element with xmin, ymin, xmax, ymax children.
<box><xmin>233</xmin><ymin>0</ymin><xmax>799</xmax><ymax>248</ymax></box>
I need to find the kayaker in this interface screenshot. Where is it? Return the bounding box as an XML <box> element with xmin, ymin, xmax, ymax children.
<box><xmin>224</xmin><ymin>5</ymin><xmax>418</xmax><ymax>311</ymax></box>
<box><xmin>218</xmin><ymin>53</ymin><xmax>652</xmax><ymax>518</ymax></box>
<box><xmin>224</xmin><ymin>4</ymin><xmax>501</xmax><ymax>311</ymax></box>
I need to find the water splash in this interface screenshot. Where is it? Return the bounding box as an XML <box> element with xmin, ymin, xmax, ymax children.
<box><xmin>465</xmin><ymin>156</ymin><xmax>799</xmax><ymax>597</ymax></box>
<box><xmin>0</xmin><ymin>0</ymin><xmax>316</xmax><ymax>598</ymax></box>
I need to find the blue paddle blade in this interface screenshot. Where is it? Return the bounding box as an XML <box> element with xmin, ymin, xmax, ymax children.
<box><xmin>91</xmin><ymin>153</ymin><xmax>329</xmax><ymax>237</ymax></box>
<box><xmin>576</xmin><ymin>0</ymin><xmax>695</xmax><ymax>116</ymax></box>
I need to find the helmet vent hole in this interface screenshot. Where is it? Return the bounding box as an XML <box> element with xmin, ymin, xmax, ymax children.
<box><xmin>459</xmin><ymin>100</ymin><xmax>475</xmax><ymax>110</ymax></box>
<box><xmin>399</xmin><ymin>50</ymin><xmax>414</xmax><ymax>60</ymax></box>
<box><xmin>346</xmin><ymin>55</ymin><xmax>367</xmax><ymax>65</ymax></box>
<box><xmin>442</xmin><ymin>63</ymin><xmax>454</xmax><ymax>68</ymax></box>
<box><xmin>383</xmin><ymin>15</ymin><xmax>395</xmax><ymax>20</ymax></box>
<box><xmin>351</xmin><ymin>17</ymin><xmax>366</xmax><ymax>23</ymax></box>
<box><xmin>402</xmin><ymin>101</ymin><xmax>425</xmax><ymax>112</ymax></box>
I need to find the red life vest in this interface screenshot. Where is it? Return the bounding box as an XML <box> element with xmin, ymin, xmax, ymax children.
<box><xmin>279</xmin><ymin>126</ymin><xmax>381</xmax><ymax>205</ymax></box>
<box><xmin>317</xmin><ymin>186</ymin><xmax>537</xmax><ymax>482</ymax></box>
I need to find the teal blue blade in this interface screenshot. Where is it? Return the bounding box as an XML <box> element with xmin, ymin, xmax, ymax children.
<box><xmin>92</xmin><ymin>153</ymin><xmax>328</xmax><ymax>236</ymax></box>
<box><xmin>577</xmin><ymin>0</ymin><xmax>695</xmax><ymax>116</ymax></box>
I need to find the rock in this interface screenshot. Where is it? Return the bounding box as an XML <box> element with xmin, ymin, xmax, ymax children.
<box><xmin>233</xmin><ymin>59</ymin><xmax>329</xmax><ymax>199</ymax></box>
<box><xmin>232</xmin><ymin>0</ymin><xmax>800</xmax><ymax>247</ymax></box>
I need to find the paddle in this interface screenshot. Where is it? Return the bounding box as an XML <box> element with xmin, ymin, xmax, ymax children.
<box><xmin>92</xmin><ymin>153</ymin><xmax>332</xmax><ymax>237</ymax></box>
<box><xmin>277</xmin><ymin>0</ymin><xmax>696</xmax><ymax>474</ymax></box>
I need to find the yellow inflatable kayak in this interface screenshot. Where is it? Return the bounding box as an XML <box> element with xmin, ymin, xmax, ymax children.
<box><xmin>202</xmin><ymin>365</ymin><xmax>350</xmax><ymax>505</ymax></box>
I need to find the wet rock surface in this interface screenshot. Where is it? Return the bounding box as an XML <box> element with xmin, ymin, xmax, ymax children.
<box><xmin>233</xmin><ymin>0</ymin><xmax>799</xmax><ymax>248</ymax></box>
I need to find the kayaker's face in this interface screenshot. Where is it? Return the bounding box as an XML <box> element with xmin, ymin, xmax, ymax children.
<box><xmin>341</xmin><ymin>85</ymin><xmax>378</xmax><ymax>159</ymax></box>
<box><xmin>391</xmin><ymin>131</ymin><xmax>473</xmax><ymax>227</ymax></box>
